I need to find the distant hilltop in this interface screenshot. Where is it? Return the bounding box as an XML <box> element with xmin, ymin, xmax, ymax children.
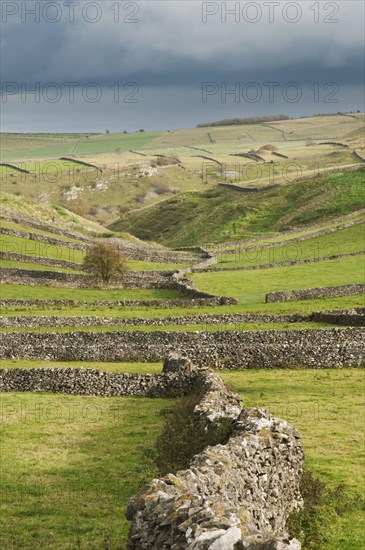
<box><xmin>197</xmin><ymin>114</ymin><xmax>289</xmax><ymax>127</ymax></box>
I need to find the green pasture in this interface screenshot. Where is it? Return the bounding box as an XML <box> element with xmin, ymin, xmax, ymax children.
<box><xmin>191</xmin><ymin>254</ymin><xmax>364</xmax><ymax>305</ymax></box>
<box><xmin>0</xmin><ymin>284</ymin><xmax>183</xmax><ymax>302</ymax></box>
<box><xmin>0</xmin><ymin>393</ymin><xmax>171</xmax><ymax>548</ymax></box>
<box><xmin>0</xmin><ymin>234</ymin><xmax>84</xmax><ymax>263</ymax></box>
<box><xmin>217</xmin><ymin>223</ymin><xmax>365</xmax><ymax>267</ymax></box>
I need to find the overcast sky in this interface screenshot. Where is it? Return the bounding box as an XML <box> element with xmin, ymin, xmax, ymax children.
<box><xmin>1</xmin><ymin>0</ymin><xmax>364</xmax><ymax>132</ymax></box>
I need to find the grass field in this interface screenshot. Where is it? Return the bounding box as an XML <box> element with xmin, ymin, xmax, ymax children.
<box><xmin>0</xmin><ymin>220</ymin><xmax>85</xmax><ymax>244</ymax></box>
<box><xmin>0</xmin><ymin>132</ymin><xmax>165</xmax><ymax>160</ymax></box>
<box><xmin>0</xmin><ymin>225</ymin><xmax>190</xmax><ymax>272</ymax></box>
<box><xmin>191</xmin><ymin>255</ymin><xmax>364</xmax><ymax>305</ymax></box>
<box><xmin>0</xmin><ymin>234</ymin><xmax>85</xmax><ymax>263</ymax></box>
<box><xmin>216</xmin><ymin>213</ymin><xmax>365</xmax><ymax>252</ymax></box>
<box><xmin>0</xmin><ymin>392</ymin><xmax>172</xmax><ymax>549</ymax></box>
<box><xmin>0</xmin><ymin>260</ymin><xmax>84</xmax><ymax>274</ymax></box>
<box><xmin>1</xmin><ymin>368</ymin><xmax>363</xmax><ymax>549</ymax></box>
<box><xmin>0</xmin><ymin>285</ymin><xmax>183</xmax><ymax>302</ymax></box>
<box><xmin>217</xmin><ymin>223</ymin><xmax>365</xmax><ymax>267</ymax></box>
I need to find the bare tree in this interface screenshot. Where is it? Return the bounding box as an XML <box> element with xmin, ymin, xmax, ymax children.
<box><xmin>83</xmin><ymin>243</ymin><xmax>129</xmax><ymax>285</ymax></box>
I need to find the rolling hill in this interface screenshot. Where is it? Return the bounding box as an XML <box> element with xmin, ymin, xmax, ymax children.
<box><xmin>110</xmin><ymin>167</ymin><xmax>365</xmax><ymax>246</ymax></box>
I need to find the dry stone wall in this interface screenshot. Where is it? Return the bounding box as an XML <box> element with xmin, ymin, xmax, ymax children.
<box><xmin>194</xmin><ymin>251</ymin><xmax>364</xmax><ymax>273</ymax></box>
<box><xmin>1</xmin><ymin>310</ymin><xmax>363</xmax><ymax>330</ymax></box>
<box><xmin>0</xmin><ymin>312</ymin><xmax>311</xmax><ymax>329</ymax></box>
<box><xmin>0</xmin><ymin>266</ymin><xmax>174</xmax><ymax>289</ymax></box>
<box><xmin>0</xmin><ymin>328</ymin><xmax>363</xmax><ymax>368</ymax></box>
<box><xmin>126</xmin><ymin>356</ymin><xmax>303</xmax><ymax>549</ymax></box>
<box><xmin>266</xmin><ymin>283</ymin><xmax>365</xmax><ymax>303</ymax></box>
<box><xmin>127</xmin><ymin>407</ymin><xmax>303</xmax><ymax>550</ymax></box>
<box><xmin>310</xmin><ymin>308</ymin><xmax>365</xmax><ymax>327</ymax></box>
<box><xmin>0</xmin><ymin>295</ymin><xmax>237</xmax><ymax>309</ymax></box>
<box><xmin>0</xmin><ymin>367</ymin><xmax>195</xmax><ymax>397</ymax></box>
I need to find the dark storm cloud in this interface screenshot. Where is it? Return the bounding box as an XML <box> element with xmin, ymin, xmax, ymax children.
<box><xmin>1</xmin><ymin>0</ymin><xmax>364</xmax><ymax>131</ymax></box>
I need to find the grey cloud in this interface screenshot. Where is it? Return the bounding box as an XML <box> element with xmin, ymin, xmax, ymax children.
<box><xmin>1</xmin><ymin>0</ymin><xmax>364</xmax><ymax>131</ymax></box>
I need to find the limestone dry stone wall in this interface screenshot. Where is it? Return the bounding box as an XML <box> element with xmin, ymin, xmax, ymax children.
<box><xmin>126</xmin><ymin>356</ymin><xmax>303</xmax><ymax>549</ymax></box>
<box><xmin>0</xmin><ymin>367</ymin><xmax>194</xmax><ymax>398</ymax></box>
<box><xmin>266</xmin><ymin>283</ymin><xmax>365</xmax><ymax>303</ymax></box>
<box><xmin>194</xmin><ymin>251</ymin><xmax>364</xmax><ymax>273</ymax></box>
<box><xmin>1</xmin><ymin>310</ymin><xmax>363</xmax><ymax>330</ymax></box>
<box><xmin>0</xmin><ymin>296</ymin><xmax>237</xmax><ymax>309</ymax></box>
<box><xmin>0</xmin><ymin>312</ymin><xmax>310</xmax><ymax>329</ymax></box>
<box><xmin>0</xmin><ymin>328</ymin><xmax>363</xmax><ymax>368</ymax></box>
<box><xmin>310</xmin><ymin>308</ymin><xmax>365</xmax><ymax>327</ymax></box>
<box><xmin>0</xmin><ymin>266</ymin><xmax>174</xmax><ymax>289</ymax></box>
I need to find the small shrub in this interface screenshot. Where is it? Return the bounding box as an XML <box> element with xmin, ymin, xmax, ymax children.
<box><xmin>155</xmin><ymin>156</ymin><xmax>181</xmax><ymax>166</ymax></box>
<box><xmin>259</xmin><ymin>144</ymin><xmax>277</xmax><ymax>152</ymax></box>
<box><xmin>153</xmin><ymin>390</ymin><xmax>233</xmax><ymax>476</ymax></box>
<box><xmin>288</xmin><ymin>468</ymin><xmax>363</xmax><ymax>548</ymax></box>
<box><xmin>66</xmin><ymin>197</ymin><xmax>89</xmax><ymax>217</ymax></box>
<box><xmin>154</xmin><ymin>182</ymin><xmax>171</xmax><ymax>195</ymax></box>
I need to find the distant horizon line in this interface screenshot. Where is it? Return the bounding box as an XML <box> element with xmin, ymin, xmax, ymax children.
<box><xmin>1</xmin><ymin>110</ymin><xmax>364</xmax><ymax>136</ymax></box>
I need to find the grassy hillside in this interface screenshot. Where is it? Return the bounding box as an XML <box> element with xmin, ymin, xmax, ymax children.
<box><xmin>2</xmin><ymin>114</ymin><xmax>363</xmax><ymax>226</ymax></box>
<box><xmin>0</xmin><ymin>192</ymin><xmax>112</xmax><ymax>236</ymax></box>
<box><xmin>111</xmin><ymin>168</ymin><xmax>365</xmax><ymax>246</ymax></box>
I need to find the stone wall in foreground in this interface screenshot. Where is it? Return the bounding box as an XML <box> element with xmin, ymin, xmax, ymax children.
<box><xmin>126</xmin><ymin>356</ymin><xmax>303</xmax><ymax>549</ymax></box>
<box><xmin>0</xmin><ymin>328</ymin><xmax>363</xmax><ymax>368</ymax></box>
<box><xmin>0</xmin><ymin>354</ymin><xmax>303</xmax><ymax>549</ymax></box>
